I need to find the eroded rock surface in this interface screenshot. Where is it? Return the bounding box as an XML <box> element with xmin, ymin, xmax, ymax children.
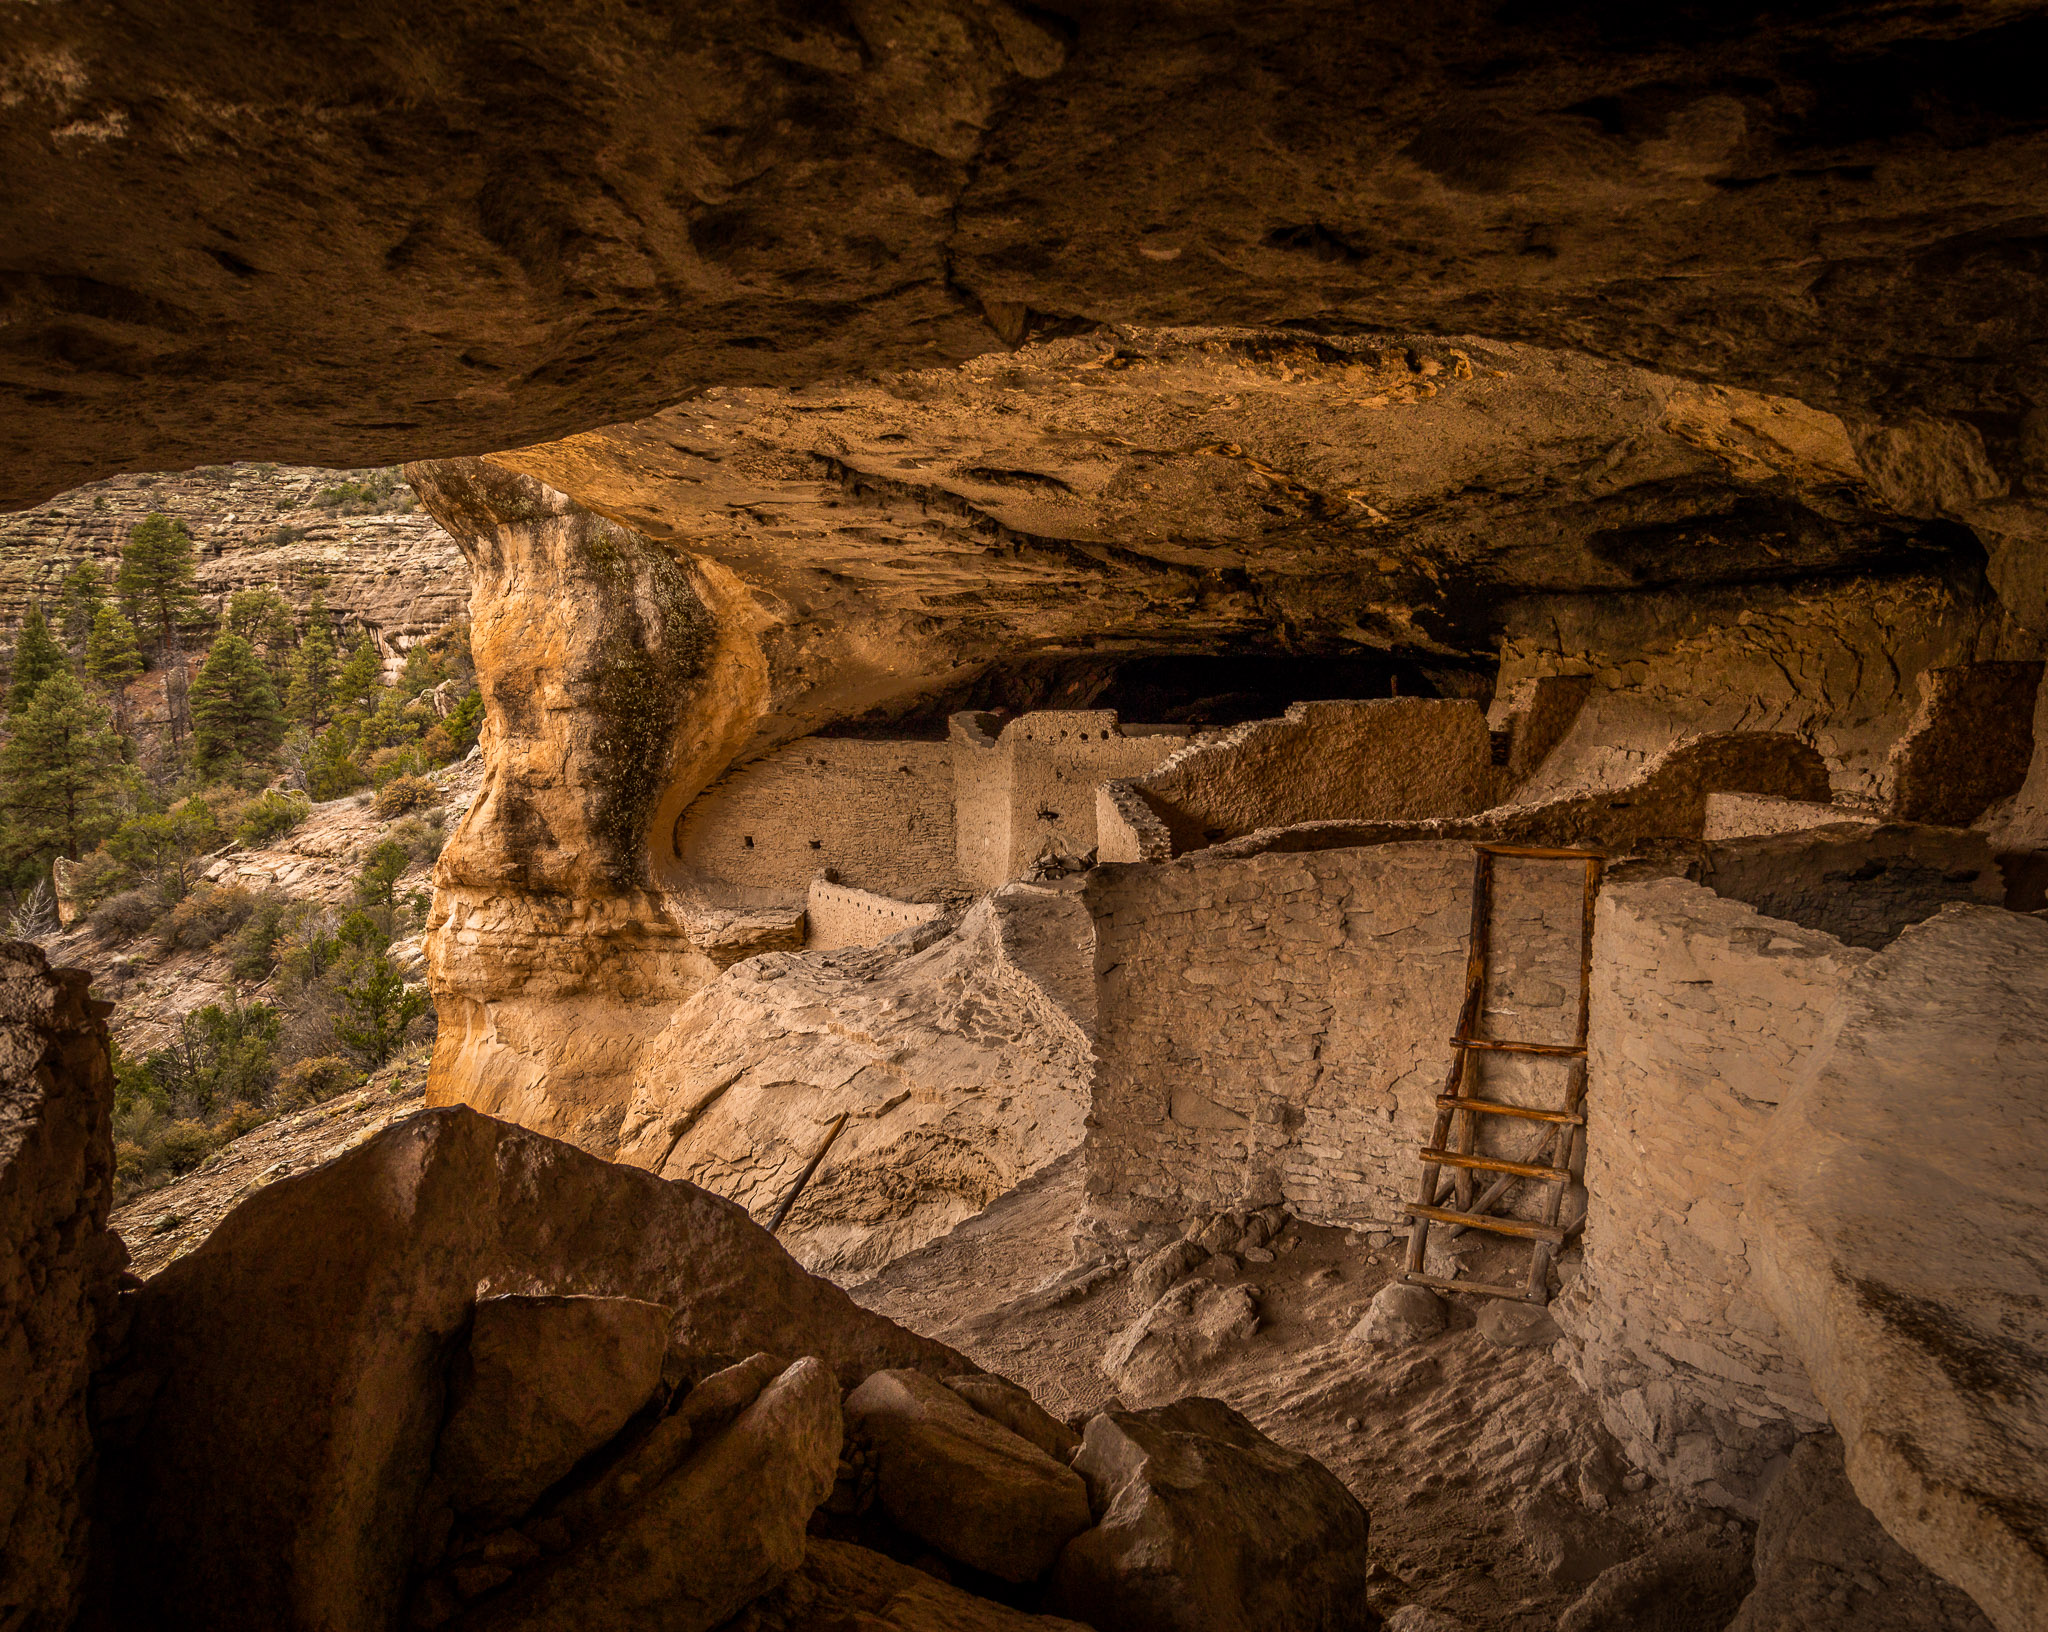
<box><xmin>1745</xmin><ymin>906</ymin><xmax>2048</xmax><ymax>1632</ymax></box>
<box><xmin>0</xmin><ymin>941</ymin><xmax>124</xmax><ymax>1632</ymax></box>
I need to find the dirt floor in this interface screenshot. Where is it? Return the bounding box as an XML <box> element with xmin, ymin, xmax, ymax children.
<box><xmin>854</xmin><ymin>1154</ymin><xmax>1751</xmax><ymax>1631</ymax></box>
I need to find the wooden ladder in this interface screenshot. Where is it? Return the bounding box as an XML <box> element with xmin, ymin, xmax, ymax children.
<box><xmin>1400</xmin><ymin>841</ymin><xmax>1604</xmax><ymax>1305</ymax></box>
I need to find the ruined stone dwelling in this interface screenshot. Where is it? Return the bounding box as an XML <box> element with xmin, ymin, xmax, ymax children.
<box><xmin>10</xmin><ymin>6</ymin><xmax>2048</xmax><ymax>1632</ymax></box>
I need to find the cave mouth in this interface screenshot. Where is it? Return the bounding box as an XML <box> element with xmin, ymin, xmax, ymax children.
<box><xmin>812</xmin><ymin>649</ymin><xmax>1460</xmax><ymax>740</ymax></box>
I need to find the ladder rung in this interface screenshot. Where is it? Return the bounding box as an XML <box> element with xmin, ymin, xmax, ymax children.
<box><xmin>1435</xmin><ymin>1095</ymin><xmax>1584</xmax><ymax>1125</ymax></box>
<box><xmin>1400</xmin><ymin>1202</ymin><xmax>1566</xmax><ymax>1243</ymax></box>
<box><xmin>1402</xmin><ymin>1272</ymin><xmax>1540</xmax><ymax>1301</ymax></box>
<box><xmin>1472</xmin><ymin>843</ymin><xmax>1605</xmax><ymax>860</ymax></box>
<box><xmin>1452</xmin><ymin>1037</ymin><xmax>1584</xmax><ymax>1056</ymax></box>
<box><xmin>1418</xmin><ymin>1146</ymin><xmax>1571</xmax><ymax>1182</ymax></box>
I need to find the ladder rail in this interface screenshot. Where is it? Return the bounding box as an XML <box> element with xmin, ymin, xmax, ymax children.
<box><xmin>1401</xmin><ymin>843</ymin><xmax>1605</xmax><ymax>1304</ymax></box>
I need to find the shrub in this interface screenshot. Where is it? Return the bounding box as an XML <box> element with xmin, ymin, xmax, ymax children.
<box><xmin>365</xmin><ymin>745</ymin><xmax>425</xmax><ymax>787</ymax></box>
<box><xmin>155</xmin><ymin>1119</ymin><xmax>217</xmax><ymax>1175</ymax></box>
<box><xmin>93</xmin><ymin>888</ymin><xmax>162</xmax><ymax>944</ymax></box>
<box><xmin>228</xmin><ymin>891</ymin><xmax>293</xmax><ymax>981</ymax></box>
<box><xmin>157</xmin><ymin>885</ymin><xmax>258</xmax><ymax>952</ymax></box>
<box><xmin>272</xmin><ymin>1054</ymin><xmax>360</xmax><ymax>1109</ymax></box>
<box><xmin>235</xmin><ymin>789</ymin><xmax>310</xmax><ymax>846</ymax></box>
<box><xmin>387</xmin><ymin>813</ymin><xmax>447</xmax><ymax>866</ymax></box>
<box><xmin>355</xmin><ymin>841</ymin><xmax>410</xmax><ymax>909</ymax></box>
<box><xmin>373</xmin><ymin>774</ymin><xmax>439</xmax><ymax>818</ymax></box>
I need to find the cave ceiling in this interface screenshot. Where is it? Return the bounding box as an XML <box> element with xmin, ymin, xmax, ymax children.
<box><xmin>4</xmin><ymin>3</ymin><xmax>2047</xmax><ymax>519</ymax></box>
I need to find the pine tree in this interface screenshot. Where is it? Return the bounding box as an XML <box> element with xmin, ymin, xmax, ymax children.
<box><xmin>85</xmin><ymin>606</ymin><xmax>144</xmax><ymax>691</ymax></box>
<box><xmin>1</xmin><ymin>671</ymin><xmax>124</xmax><ymax>860</ymax></box>
<box><xmin>117</xmin><ymin>513</ymin><xmax>202</xmax><ymax>659</ymax></box>
<box><xmin>188</xmin><ymin>633</ymin><xmax>287</xmax><ymax>778</ymax></box>
<box><xmin>58</xmin><ymin>558</ymin><xmax>106</xmax><ymax>649</ymax></box>
<box><xmin>225</xmin><ymin>589</ymin><xmax>298</xmax><ymax>679</ymax></box>
<box><xmin>332</xmin><ymin>947</ymin><xmax>426</xmax><ymax>1067</ymax></box>
<box><xmin>284</xmin><ymin>593</ymin><xmax>337</xmax><ymax>725</ymax></box>
<box><xmin>329</xmin><ymin>633</ymin><xmax>382</xmax><ymax>720</ymax></box>
<box><xmin>304</xmin><ymin>721</ymin><xmax>365</xmax><ymax>801</ymax></box>
<box><xmin>7</xmin><ymin>607</ymin><xmax>68</xmax><ymax>717</ymax></box>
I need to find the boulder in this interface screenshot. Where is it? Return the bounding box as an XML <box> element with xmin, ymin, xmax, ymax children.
<box><xmin>726</xmin><ymin>1538</ymin><xmax>1095</xmax><ymax>1632</ymax></box>
<box><xmin>431</xmin><ymin>1294</ymin><xmax>671</xmax><ymax>1526</ymax></box>
<box><xmin>450</xmin><ymin>1357</ymin><xmax>841</xmax><ymax>1632</ymax></box>
<box><xmin>1474</xmin><ymin>1299</ymin><xmax>1560</xmax><ymax>1349</ymax></box>
<box><xmin>845</xmin><ymin>1368</ymin><xmax>1093</xmax><ymax>1583</ymax></box>
<box><xmin>1051</xmin><ymin>1397</ymin><xmax>1375</xmax><ymax>1632</ymax></box>
<box><xmin>1382</xmin><ymin>1609</ymin><xmax>1470</xmax><ymax>1632</ymax></box>
<box><xmin>98</xmin><ymin>1106</ymin><xmax>967</xmax><ymax>1632</ymax></box>
<box><xmin>1347</xmin><ymin>1283</ymin><xmax>1445</xmax><ymax>1349</ymax></box>
<box><xmin>0</xmin><ymin>942</ymin><xmax>125</xmax><ymax>1632</ymax></box>
<box><xmin>1725</xmin><ymin>1434</ymin><xmax>1995</xmax><ymax>1632</ymax></box>
<box><xmin>943</xmin><ymin>1372</ymin><xmax>1083</xmax><ymax>1464</ymax></box>
<box><xmin>1105</xmin><ymin>1280</ymin><xmax>1260</xmax><ymax>1401</ymax></box>
<box><xmin>1130</xmin><ymin>1236</ymin><xmax>1209</xmax><ymax>1308</ymax></box>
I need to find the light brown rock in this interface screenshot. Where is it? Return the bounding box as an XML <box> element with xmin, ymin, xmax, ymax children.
<box><xmin>430</xmin><ymin>1294</ymin><xmax>671</xmax><ymax>1526</ymax></box>
<box><xmin>1104</xmin><ymin>1280</ymin><xmax>1261</xmax><ymax>1402</ymax></box>
<box><xmin>1746</xmin><ymin>907</ymin><xmax>2048</xmax><ymax>1632</ymax></box>
<box><xmin>942</xmin><ymin>1372</ymin><xmax>1083</xmax><ymax>1464</ymax></box>
<box><xmin>0</xmin><ymin>942</ymin><xmax>125</xmax><ymax>1632</ymax></box>
<box><xmin>1051</xmin><ymin>1397</ymin><xmax>1375</xmax><ymax>1632</ymax></box>
<box><xmin>451</xmin><ymin>1357</ymin><xmax>841</xmax><ymax>1632</ymax></box>
<box><xmin>844</xmin><ymin>1367</ymin><xmax>1093</xmax><ymax>1583</ymax></box>
<box><xmin>99</xmin><ymin>1105</ymin><xmax>966</xmax><ymax>1632</ymax></box>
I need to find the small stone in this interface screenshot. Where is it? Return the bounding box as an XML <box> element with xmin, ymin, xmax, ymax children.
<box><xmin>521</xmin><ymin>1515</ymin><xmax>571</xmax><ymax>1554</ymax></box>
<box><xmin>1242</xmin><ymin>1246</ymin><xmax>1275</xmax><ymax>1264</ymax></box>
<box><xmin>1383</xmin><ymin>1606</ymin><xmax>1469</xmax><ymax>1632</ymax></box>
<box><xmin>475</xmin><ymin>1529</ymin><xmax>541</xmax><ymax>1567</ymax></box>
<box><xmin>1131</xmin><ymin>1236</ymin><xmax>1209</xmax><ymax>1307</ymax></box>
<box><xmin>1622</xmin><ymin>1470</ymin><xmax>1648</xmax><ymax>1493</ymax></box>
<box><xmin>1475</xmin><ymin>1299</ymin><xmax>1562</xmax><ymax>1349</ymax></box>
<box><xmin>1343</xmin><ymin>1415</ymin><xmax>1362</xmax><ymax>1433</ymax></box>
<box><xmin>1346</xmin><ymin>1282</ymin><xmax>1445</xmax><ymax>1349</ymax></box>
<box><xmin>449</xmin><ymin>1562</ymin><xmax>513</xmax><ymax>1600</ymax></box>
<box><xmin>1366</xmin><ymin>1231</ymin><xmax>1394</xmax><ymax>1251</ymax></box>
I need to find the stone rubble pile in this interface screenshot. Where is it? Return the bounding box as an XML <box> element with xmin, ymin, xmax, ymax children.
<box><xmin>74</xmin><ymin>1103</ymin><xmax>1376</xmax><ymax>1632</ymax></box>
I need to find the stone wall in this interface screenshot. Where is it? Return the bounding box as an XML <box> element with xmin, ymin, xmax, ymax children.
<box><xmin>1108</xmin><ymin>698</ymin><xmax>1502</xmax><ymax>858</ymax></box>
<box><xmin>1552</xmin><ymin>878</ymin><xmax>1850</xmax><ymax>1513</ymax></box>
<box><xmin>805</xmin><ymin>878</ymin><xmax>944</xmax><ymax>951</ymax></box>
<box><xmin>1084</xmin><ymin>841</ymin><xmax>1585</xmax><ymax>1236</ymax></box>
<box><xmin>1884</xmin><ymin>660</ymin><xmax>2043</xmax><ymax>826</ymax></box>
<box><xmin>952</xmin><ymin>709</ymin><xmax>1189</xmax><ymax>888</ymax></box>
<box><xmin>1702</xmin><ymin>793</ymin><xmax>1878</xmax><ymax>840</ymax></box>
<box><xmin>672</xmin><ymin>741</ymin><xmax>956</xmax><ymax>907</ymax></box>
<box><xmin>0</xmin><ymin>941</ymin><xmax>125</xmax><ymax>1632</ymax></box>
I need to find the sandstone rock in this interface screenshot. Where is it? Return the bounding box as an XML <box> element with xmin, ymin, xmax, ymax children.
<box><xmin>0</xmin><ymin>942</ymin><xmax>124</xmax><ymax>1632</ymax></box>
<box><xmin>1051</xmin><ymin>1397</ymin><xmax>1374</xmax><ymax>1632</ymax></box>
<box><xmin>844</xmin><ymin>1368</ymin><xmax>1092</xmax><ymax>1583</ymax></box>
<box><xmin>725</xmin><ymin>1538</ymin><xmax>1094</xmax><ymax>1632</ymax></box>
<box><xmin>942</xmin><ymin>1373</ymin><xmax>1083</xmax><ymax>1464</ymax></box>
<box><xmin>1130</xmin><ymin>1237</ymin><xmax>1210</xmax><ymax>1308</ymax></box>
<box><xmin>1745</xmin><ymin>907</ymin><xmax>2048</xmax><ymax>1632</ymax></box>
<box><xmin>1348</xmin><ymin>1283</ymin><xmax>1445</xmax><ymax>1349</ymax></box>
<box><xmin>99</xmin><ymin>1106</ymin><xmax>965</xmax><ymax>1632</ymax></box>
<box><xmin>1104</xmin><ymin>1280</ymin><xmax>1261</xmax><ymax>1401</ymax></box>
<box><xmin>1726</xmin><ymin>1434</ymin><xmax>1994</xmax><ymax>1632</ymax></box>
<box><xmin>430</xmin><ymin>1294</ymin><xmax>671</xmax><ymax>1526</ymax></box>
<box><xmin>1474</xmin><ymin>1299</ymin><xmax>1560</xmax><ymax>1350</ymax></box>
<box><xmin>1556</xmin><ymin>1524</ymin><xmax>1754</xmax><ymax>1632</ymax></box>
<box><xmin>545</xmin><ymin>1353</ymin><xmax>785</xmax><ymax>1540</ymax></box>
<box><xmin>1382</xmin><ymin>1609</ymin><xmax>1470</xmax><ymax>1632</ymax></box>
<box><xmin>450</xmin><ymin>1357</ymin><xmax>841</xmax><ymax>1632</ymax></box>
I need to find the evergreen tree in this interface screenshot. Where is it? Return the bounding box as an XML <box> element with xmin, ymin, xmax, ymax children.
<box><xmin>85</xmin><ymin>606</ymin><xmax>144</xmax><ymax>691</ymax></box>
<box><xmin>304</xmin><ymin>721</ymin><xmax>365</xmax><ymax>801</ymax></box>
<box><xmin>7</xmin><ymin>607</ymin><xmax>68</xmax><ymax>717</ymax></box>
<box><xmin>188</xmin><ymin>633</ymin><xmax>287</xmax><ymax>778</ymax></box>
<box><xmin>332</xmin><ymin>947</ymin><xmax>426</xmax><ymax>1067</ymax></box>
<box><xmin>284</xmin><ymin>593</ymin><xmax>337</xmax><ymax>725</ymax></box>
<box><xmin>225</xmin><ymin>588</ymin><xmax>298</xmax><ymax>679</ymax></box>
<box><xmin>329</xmin><ymin>633</ymin><xmax>381</xmax><ymax>720</ymax></box>
<box><xmin>1</xmin><ymin>671</ymin><xmax>124</xmax><ymax>861</ymax></box>
<box><xmin>58</xmin><ymin>558</ymin><xmax>107</xmax><ymax>649</ymax></box>
<box><xmin>117</xmin><ymin>513</ymin><xmax>201</xmax><ymax>658</ymax></box>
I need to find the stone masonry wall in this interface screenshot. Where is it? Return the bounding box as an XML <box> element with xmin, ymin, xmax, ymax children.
<box><xmin>671</xmin><ymin>740</ymin><xmax>956</xmax><ymax>907</ymax></box>
<box><xmin>952</xmin><ymin>710</ymin><xmax>1188</xmax><ymax>888</ymax></box>
<box><xmin>1084</xmin><ymin>841</ymin><xmax>1585</xmax><ymax>1234</ymax></box>
<box><xmin>1552</xmin><ymin>877</ymin><xmax>1850</xmax><ymax>1514</ymax></box>
<box><xmin>805</xmin><ymin>878</ymin><xmax>945</xmax><ymax>951</ymax></box>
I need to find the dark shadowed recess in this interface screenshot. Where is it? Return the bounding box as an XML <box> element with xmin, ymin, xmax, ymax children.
<box><xmin>816</xmin><ymin>652</ymin><xmax>1452</xmax><ymax>739</ymax></box>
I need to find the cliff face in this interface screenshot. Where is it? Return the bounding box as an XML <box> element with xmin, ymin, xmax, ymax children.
<box><xmin>0</xmin><ymin>464</ymin><xmax>464</xmax><ymax>661</ymax></box>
